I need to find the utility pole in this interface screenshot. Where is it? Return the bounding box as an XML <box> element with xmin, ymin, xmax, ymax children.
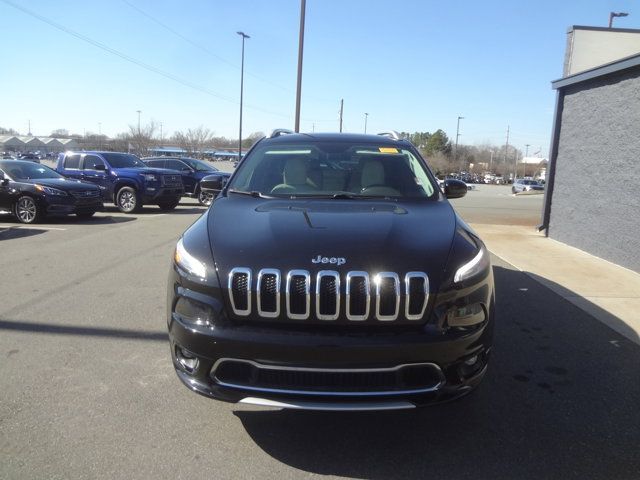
<box><xmin>28</xmin><ymin>120</ymin><xmax>31</xmax><ymax>136</ymax></box>
<box><xmin>237</xmin><ymin>31</ymin><xmax>250</xmax><ymax>160</ymax></box>
<box><xmin>339</xmin><ymin>99</ymin><xmax>344</xmax><ymax>133</ymax></box>
<box><xmin>136</xmin><ymin>110</ymin><xmax>141</xmax><ymax>134</ymax></box>
<box><xmin>489</xmin><ymin>150</ymin><xmax>494</xmax><ymax>173</ymax></box>
<box><xmin>455</xmin><ymin>116</ymin><xmax>464</xmax><ymax>172</ymax></box>
<box><xmin>294</xmin><ymin>0</ymin><xmax>306</xmax><ymax>132</ymax></box>
<box><xmin>524</xmin><ymin>144</ymin><xmax>530</xmax><ymax>177</ymax></box>
<box><xmin>504</xmin><ymin>125</ymin><xmax>510</xmax><ymax>179</ymax></box>
<box><xmin>364</xmin><ymin>112</ymin><xmax>369</xmax><ymax>134</ymax></box>
<box><xmin>160</xmin><ymin>122</ymin><xmax>163</xmax><ymax>145</ymax></box>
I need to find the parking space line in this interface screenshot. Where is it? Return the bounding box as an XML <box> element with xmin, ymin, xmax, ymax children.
<box><xmin>0</xmin><ymin>225</ymin><xmax>67</xmax><ymax>231</ymax></box>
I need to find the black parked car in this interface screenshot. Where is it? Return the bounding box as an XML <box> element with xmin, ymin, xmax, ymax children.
<box><xmin>0</xmin><ymin>160</ymin><xmax>103</xmax><ymax>223</ymax></box>
<box><xmin>18</xmin><ymin>153</ymin><xmax>41</xmax><ymax>163</ymax></box>
<box><xmin>142</xmin><ymin>156</ymin><xmax>231</xmax><ymax>206</ymax></box>
<box><xmin>167</xmin><ymin>131</ymin><xmax>495</xmax><ymax>411</ymax></box>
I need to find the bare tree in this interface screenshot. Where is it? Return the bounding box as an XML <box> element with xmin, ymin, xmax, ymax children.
<box><xmin>128</xmin><ymin>121</ymin><xmax>158</xmax><ymax>156</ymax></box>
<box><xmin>172</xmin><ymin>126</ymin><xmax>215</xmax><ymax>157</ymax></box>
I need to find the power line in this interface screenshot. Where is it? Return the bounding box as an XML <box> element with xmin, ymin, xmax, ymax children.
<box><xmin>121</xmin><ymin>0</ymin><xmax>311</xmax><ymax>98</ymax></box>
<box><xmin>0</xmin><ymin>0</ymin><xmax>291</xmax><ymax>119</ymax></box>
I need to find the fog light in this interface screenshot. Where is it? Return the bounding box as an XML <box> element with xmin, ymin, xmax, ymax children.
<box><xmin>459</xmin><ymin>352</ymin><xmax>485</xmax><ymax>379</ymax></box>
<box><xmin>447</xmin><ymin>303</ymin><xmax>485</xmax><ymax>327</ymax></box>
<box><xmin>464</xmin><ymin>355</ymin><xmax>478</xmax><ymax>366</ymax></box>
<box><xmin>174</xmin><ymin>297</ymin><xmax>213</xmax><ymax>326</ymax></box>
<box><xmin>176</xmin><ymin>346</ymin><xmax>199</xmax><ymax>373</ymax></box>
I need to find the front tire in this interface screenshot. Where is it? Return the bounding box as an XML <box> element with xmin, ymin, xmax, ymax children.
<box><xmin>116</xmin><ymin>187</ymin><xmax>141</xmax><ymax>213</ymax></box>
<box><xmin>197</xmin><ymin>186</ymin><xmax>214</xmax><ymax>206</ymax></box>
<box><xmin>157</xmin><ymin>199</ymin><xmax>180</xmax><ymax>211</ymax></box>
<box><xmin>14</xmin><ymin>196</ymin><xmax>42</xmax><ymax>224</ymax></box>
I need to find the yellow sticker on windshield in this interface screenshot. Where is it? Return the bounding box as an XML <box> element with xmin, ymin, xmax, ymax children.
<box><xmin>379</xmin><ymin>147</ymin><xmax>399</xmax><ymax>153</ymax></box>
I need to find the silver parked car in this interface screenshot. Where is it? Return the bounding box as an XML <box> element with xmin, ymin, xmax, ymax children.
<box><xmin>512</xmin><ymin>178</ymin><xmax>544</xmax><ymax>194</ymax></box>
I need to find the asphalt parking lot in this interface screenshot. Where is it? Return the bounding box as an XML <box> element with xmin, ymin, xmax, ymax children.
<box><xmin>1</xmin><ymin>189</ymin><xmax>639</xmax><ymax>479</ymax></box>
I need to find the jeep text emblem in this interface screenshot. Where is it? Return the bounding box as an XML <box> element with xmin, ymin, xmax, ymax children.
<box><xmin>312</xmin><ymin>255</ymin><xmax>346</xmax><ymax>266</ymax></box>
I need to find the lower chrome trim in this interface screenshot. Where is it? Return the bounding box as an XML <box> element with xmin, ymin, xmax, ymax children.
<box><xmin>211</xmin><ymin>358</ymin><xmax>445</xmax><ymax>397</ymax></box>
<box><xmin>238</xmin><ymin>397</ymin><xmax>415</xmax><ymax>411</ymax></box>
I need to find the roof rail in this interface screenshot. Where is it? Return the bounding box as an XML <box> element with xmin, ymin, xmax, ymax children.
<box><xmin>377</xmin><ymin>131</ymin><xmax>402</xmax><ymax>140</ymax></box>
<box><xmin>269</xmin><ymin>128</ymin><xmax>294</xmax><ymax>138</ymax></box>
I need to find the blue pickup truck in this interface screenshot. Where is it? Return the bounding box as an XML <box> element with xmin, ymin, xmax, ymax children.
<box><xmin>56</xmin><ymin>151</ymin><xmax>184</xmax><ymax>213</ymax></box>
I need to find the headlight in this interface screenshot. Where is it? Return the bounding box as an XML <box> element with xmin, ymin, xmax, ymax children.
<box><xmin>35</xmin><ymin>184</ymin><xmax>67</xmax><ymax>196</ymax></box>
<box><xmin>454</xmin><ymin>247</ymin><xmax>490</xmax><ymax>283</ymax></box>
<box><xmin>142</xmin><ymin>173</ymin><xmax>158</xmax><ymax>182</ymax></box>
<box><xmin>174</xmin><ymin>238</ymin><xmax>206</xmax><ymax>279</ymax></box>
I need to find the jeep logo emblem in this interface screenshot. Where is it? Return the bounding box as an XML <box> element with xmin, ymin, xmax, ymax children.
<box><xmin>312</xmin><ymin>255</ymin><xmax>346</xmax><ymax>266</ymax></box>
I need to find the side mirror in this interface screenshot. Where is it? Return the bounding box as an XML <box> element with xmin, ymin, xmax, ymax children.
<box><xmin>94</xmin><ymin>164</ymin><xmax>106</xmax><ymax>171</ymax></box>
<box><xmin>444</xmin><ymin>179</ymin><xmax>467</xmax><ymax>199</ymax></box>
<box><xmin>1</xmin><ymin>177</ymin><xmax>8</xmax><ymax>186</ymax></box>
<box><xmin>200</xmin><ymin>174</ymin><xmax>226</xmax><ymax>193</ymax></box>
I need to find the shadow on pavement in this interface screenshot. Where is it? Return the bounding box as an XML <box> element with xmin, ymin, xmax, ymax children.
<box><xmin>0</xmin><ymin>227</ymin><xmax>46</xmax><ymax>241</ymax></box>
<box><xmin>102</xmin><ymin>205</ymin><xmax>205</xmax><ymax>215</ymax></box>
<box><xmin>0</xmin><ymin>214</ymin><xmax>136</xmax><ymax>226</ymax></box>
<box><xmin>0</xmin><ymin>319</ymin><xmax>167</xmax><ymax>342</ymax></box>
<box><xmin>234</xmin><ymin>264</ymin><xmax>640</xmax><ymax>479</ymax></box>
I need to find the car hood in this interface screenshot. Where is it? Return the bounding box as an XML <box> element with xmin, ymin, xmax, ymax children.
<box><xmin>21</xmin><ymin>177</ymin><xmax>100</xmax><ymax>191</ymax></box>
<box><xmin>208</xmin><ymin>196</ymin><xmax>457</xmax><ymax>288</ymax></box>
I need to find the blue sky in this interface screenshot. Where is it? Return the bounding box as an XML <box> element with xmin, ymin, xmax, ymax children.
<box><xmin>1</xmin><ymin>0</ymin><xmax>637</xmax><ymax>154</ymax></box>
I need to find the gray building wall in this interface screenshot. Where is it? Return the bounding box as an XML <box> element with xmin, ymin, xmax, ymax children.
<box><xmin>549</xmin><ymin>68</ymin><xmax>640</xmax><ymax>272</ymax></box>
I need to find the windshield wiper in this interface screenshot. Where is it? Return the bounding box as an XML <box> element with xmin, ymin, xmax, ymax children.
<box><xmin>227</xmin><ymin>189</ymin><xmax>269</xmax><ymax>198</ymax></box>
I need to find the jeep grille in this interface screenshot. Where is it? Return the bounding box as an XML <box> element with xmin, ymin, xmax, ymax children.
<box><xmin>227</xmin><ymin>268</ymin><xmax>429</xmax><ymax>322</ymax></box>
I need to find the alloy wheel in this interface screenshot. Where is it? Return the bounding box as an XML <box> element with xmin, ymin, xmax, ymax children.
<box><xmin>16</xmin><ymin>197</ymin><xmax>37</xmax><ymax>223</ymax></box>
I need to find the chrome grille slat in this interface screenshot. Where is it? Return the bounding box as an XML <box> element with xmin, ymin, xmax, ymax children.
<box><xmin>316</xmin><ymin>271</ymin><xmax>340</xmax><ymax>320</ymax></box>
<box><xmin>405</xmin><ymin>272</ymin><xmax>429</xmax><ymax>320</ymax></box>
<box><xmin>286</xmin><ymin>270</ymin><xmax>310</xmax><ymax>320</ymax></box>
<box><xmin>256</xmin><ymin>269</ymin><xmax>280</xmax><ymax>318</ymax></box>
<box><xmin>228</xmin><ymin>268</ymin><xmax>251</xmax><ymax>316</ymax></box>
<box><xmin>227</xmin><ymin>268</ymin><xmax>428</xmax><ymax>322</ymax></box>
<box><xmin>346</xmin><ymin>271</ymin><xmax>370</xmax><ymax>321</ymax></box>
<box><xmin>374</xmin><ymin>272</ymin><xmax>400</xmax><ymax>321</ymax></box>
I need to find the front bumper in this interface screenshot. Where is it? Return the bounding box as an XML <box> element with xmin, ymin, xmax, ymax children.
<box><xmin>168</xmin><ymin>307</ymin><xmax>492</xmax><ymax>410</ymax></box>
<box><xmin>41</xmin><ymin>195</ymin><xmax>103</xmax><ymax>215</ymax></box>
<box><xmin>142</xmin><ymin>186</ymin><xmax>184</xmax><ymax>202</ymax></box>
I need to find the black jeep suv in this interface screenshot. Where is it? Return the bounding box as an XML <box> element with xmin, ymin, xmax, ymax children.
<box><xmin>167</xmin><ymin>131</ymin><xmax>494</xmax><ymax>411</ymax></box>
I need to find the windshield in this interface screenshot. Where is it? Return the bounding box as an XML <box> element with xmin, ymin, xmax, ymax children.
<box><xmin>183</xmin><ymin>159</ymin><xmax>217</xmax><ymax>172</ymax></box>
<box><xmin>0</xmin><ymin>161</ymin><xmax>63</xmax><ymax>180</ymax></box>
<box><xmin>101</xmin><ymin>152</ymin><xmax>145</xmax><ymax>168</ymax></box>
<box><xmin>228</xmin><ymin>142</ymin><xmax>437</xmax><ymax>199</ymax></box>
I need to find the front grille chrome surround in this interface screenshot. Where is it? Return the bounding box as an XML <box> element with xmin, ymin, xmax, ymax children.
<box><xmin>374</xmin><ymin>272</ymin><xmax>400</xmax><ymax>321</ymax></box>
<box><xmin>405</xmin><ymin>272</ymin><xmax>429</xmax><ymax>320</ymax></box>
<box><xmin>227</xmin><ymin>268</ymin><xmax>429</xmax><ymax>322</ymax></box>
<box><xmin>286</xmin><ymin>270</ymin><xmax>310</xmax><ymax>320</ymax></box>
<box><xmin>256</xmin><ymin>269</ymin><xmax>281</xmax><ymax>318</ymax></box>
<box><xmin>228</xmin><ymin>268</ymin><xmax>252</xmax><ymax>316</ymax></box>
<box><xmin>345</xmin><ymin>271</ymin><xmax>370</xmax><ymax>321</ymax></box>
<box><xmin>315</xmin><ymin>270</ymin><xmax>340</xmax><ymax>321</ymax></box>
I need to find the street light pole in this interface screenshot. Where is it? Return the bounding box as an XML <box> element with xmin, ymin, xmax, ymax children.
<box><xmin>136</xmin><ymin>110</ymin><xmax>141</xmax><ymax>134</ymax></box>
<box><xmin>609</xmin><ymin>11</ymin><xmax>629</xmax><ymax>28</ymax></box>
<box><xmin>524</xmin><ymin>144</ymin><xmax>530</xmax><ymax>177</ymax></box>
<box><xmin>455</xmin><ymin>116</ymin><xmax>464</xmax><ymax>172</ymax></box>
<box><xmin>237</xmin><ymin>31</ymin><xmax>250</xmax><ymax>160</ymax></box>
<box><xmin>160</xmin><ymin>122</ymin><xmax>163</xmax><ymax>145</ymax></box>
<box><xmin>294</xmin><ymin>0</ymin><xmax>306</xmax><ymax>133</ymax></box>
<box><xmin>364</xmin><ymin>113</ymin><xmax>369</xmax><ymax>134</ymax></box>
